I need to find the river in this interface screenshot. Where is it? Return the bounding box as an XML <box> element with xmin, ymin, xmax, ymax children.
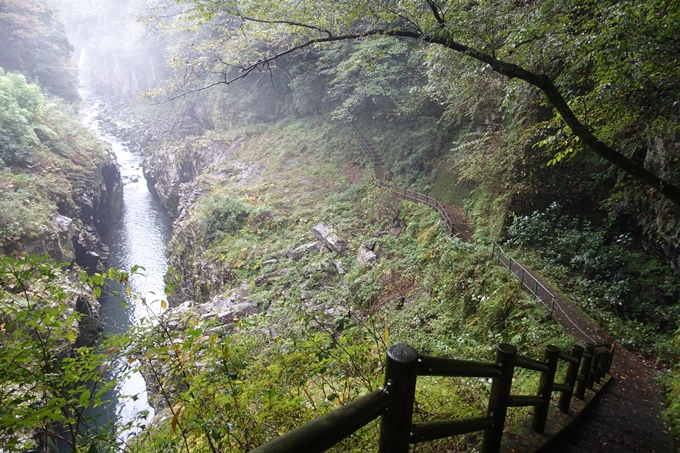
<box><xmin>82</xmin><ymin>96</ymin><xmax>173</xmax><ymax>441</ymax></box>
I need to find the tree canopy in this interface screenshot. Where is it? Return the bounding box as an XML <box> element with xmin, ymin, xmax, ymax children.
<box><xmin>157</xmin><ymin>0</ymin><xmax>680</xmax><ymax>207</ymax></box>
<box><xmin>0</xmin><ymin>0</ymin><xmax>79</xmax><ymax>102</ymax></box>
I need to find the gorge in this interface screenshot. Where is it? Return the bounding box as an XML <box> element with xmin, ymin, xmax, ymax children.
<box><xmin>1</xmin><ymin>1</ymin><xmax>680</xmax><ymax>452</ymax></box>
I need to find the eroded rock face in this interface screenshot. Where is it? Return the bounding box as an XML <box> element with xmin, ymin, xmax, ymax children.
<box><xmin>166</xmin><ymin>179</ymin><xmax>236</xmax><ymax>306</ymax></box>
<box><xmin>75</xmin><ymin>294</ymin><xmax>104</xmax><ymax>347</ymax></box>
<box><xmin>143</xmin><ymin>140</ymin><xmax>237</xmax><ymax>217</ymax></box>
<box><xmin>5</xmin><ymin>151</ymin><xmax>122</xmax><ymax>275</ymax></box>
<box><xmin>68</xmin><ymin>152</ymin><xmax>122</xmax><ymax>273</ymax></box>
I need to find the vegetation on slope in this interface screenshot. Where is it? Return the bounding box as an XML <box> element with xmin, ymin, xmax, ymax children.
<box><xmin>2</xmin><ymin>0</ymin><xmax>680</xmax><ymax>449</ymax></box>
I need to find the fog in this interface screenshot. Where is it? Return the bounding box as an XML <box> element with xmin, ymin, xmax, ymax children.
<box><xmin>57</xmin><ymin>0</ymin><xmax>168</xmax><ymax>97</ymax></box>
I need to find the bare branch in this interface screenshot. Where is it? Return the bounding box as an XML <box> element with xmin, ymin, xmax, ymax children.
<box><xmin>237</xmin><ymin>14</ymin><xmax>334</xmax><ymax>37</ymax></box>
<box><xmin>425</xmin><ymin>0</ymin><xmax>445</xmax><ymax>24</ymax></box>
<box><xmin>162</xmin><ymin>29</ymin><xmax>420</xmax><ymax>101</ymax></box>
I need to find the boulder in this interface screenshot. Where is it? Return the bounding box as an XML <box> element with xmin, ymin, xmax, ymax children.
<box><xmin>334</xmin><ymin>260</ymin><xmax>346</xmax><ymax>275</ymax></box>
<box><xmin>313</xmin><ymin>223</ymin><xmax>346</xmax><ymax>255</ymax></box>
<box><xmin>197</xmin><ymin>298</ymin><xmax>261</xmax><ymax>324</ymax></box>
<box><xmin>255</xmin><ymin>268</ymin><xmax>291</xmax><ymax>286</ymax></box>
<box><xmin>356</xmin><ymin>244</ymin><xmax>378</xmax><ymax>264</ymax></box>
<box><xmin>286</xmin><ymin>241</ymin><xmax>321</xmax><ymax>261</ymax></box>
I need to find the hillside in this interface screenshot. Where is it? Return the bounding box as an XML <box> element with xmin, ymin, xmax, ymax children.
<box><xmin>1</xmin><ymin>1</ymin><xmax>679</xmax><ymax>451</ymax></box>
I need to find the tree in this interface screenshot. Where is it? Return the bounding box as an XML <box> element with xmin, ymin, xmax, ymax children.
<box><xmin>0</xmin><ymin>255</ymin><xmax>131</xmax><ymax>452</ymax></box>
<box><xmin>0</xmin><ymin>0</ymin><xmax>80</xmax><ymax>102</ymax></box>
<box><xmin>157</xmin><ymin>0</ymin><xmax>680</xmax><ymax>207</ymax></box>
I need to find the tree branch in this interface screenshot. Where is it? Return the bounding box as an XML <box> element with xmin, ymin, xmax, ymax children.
<box><xmin>425</xmin><ymin>0</ymin><xmax>445</xmax><ymax>24</ymax></box>
<box><xmin>164</xmin><ymin>9</ymin><xmax>680</xmax><ymax>206</ymax></box>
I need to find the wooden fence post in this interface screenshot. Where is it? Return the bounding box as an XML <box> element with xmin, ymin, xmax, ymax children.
<box><xmin>482</xmin><ymin>343</ymin><xmax>516</xmax><ymax>453</ymax></box>
<box><xmin>604</xmin><ymin>343</ymin><xmax>615</xmax><ymax>374</ymax></box>
<box><xmin>558</xmin><ymin>345</ymin><xmax>584</xmax><ymax>413</ymax></box>
<box><xmin>532</xmin><ymin>345</ymin><xmax>559</xmax><ymax>433</ymax></box>
<box><xmin>378</xmin><ymin>345</ymin><xmax>419</xmax><ymax>453</ymax></box>
<box><xmin>574</xmin><ymin>343</ymin><xmax>594</xmax><ymax>398</ymax></box>
<box><xmin>587</xmin><ymin>348</ymin><xmax>602</xmax><ymax>389</ymax></box>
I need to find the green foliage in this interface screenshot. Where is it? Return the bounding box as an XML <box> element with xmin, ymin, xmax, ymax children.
<box><xmin>0</xmin><ymin>172</ymin><xmax>54</xmax><ymax>245</ymax></box>
<box><xmin>507</xmin><ymin>203</ymin><xmax>680</xmax><ymax>354</ymax></box>
<box><xmin>0</xmin><ymin>69</ymin><xmax>44</xmax><ymax>165</ymax></box>
<box><xmin>0</xmin><ymin>255</ymin><xmax>132</xmax><ymax>452</ymax></box>
<box><xmin>134</xmin><ymin>164</ymin><xmax>572</xmax><ymax>453</ymax></box>
<box><xmin>198</xmin><ymin>191</ymin><xmax>252</xmax><ymax>243</ymax></box>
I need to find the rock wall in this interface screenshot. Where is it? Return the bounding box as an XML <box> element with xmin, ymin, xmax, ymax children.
<box><xmin>6</xmin><ymin>150</ymin><xmax>124</xmax><ymax>274</ymax></box>
<box><xmin>78</xmin><ymin>42</ymin><xmax>166</xmax><ymax>98</ymax></box>
<box><xmin>143</xmin><ymin>139</ymin><xmax>235</xmax><ymax>217</ymax></box>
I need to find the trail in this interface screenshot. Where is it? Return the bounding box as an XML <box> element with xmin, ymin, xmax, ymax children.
<box><xmin>351</xmin><ymin>123</ymin><xmax>675</xmax><ymax>452</ymax></box>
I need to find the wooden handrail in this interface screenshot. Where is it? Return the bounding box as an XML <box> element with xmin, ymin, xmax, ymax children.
<box><xmin>352</xmin><ymin>123</ymin><xmax>461</xmax><ymax>237</ymax></box>
<box><xmin>247</xmin><ymin>341</ymin><xmax>615</xmax><ymax>453</ymax></box>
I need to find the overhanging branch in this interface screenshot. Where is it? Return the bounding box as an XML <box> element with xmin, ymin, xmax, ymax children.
<box><xmin>162</xmin><ymin>13</ymin><xmax>680</xmax><ymax>206</ymax></box>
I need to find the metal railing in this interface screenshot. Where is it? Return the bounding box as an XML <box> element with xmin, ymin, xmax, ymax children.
<box><xmin>248</xmin><ymin>342</ymin><xmax>615</xmax><ymax>453</ymax></box>
<box><xmin>491</xmin><ymin>242</ymin><xmax>556</xmax><ymax>316</ymax></box>
<box><xmin>351</xmin><ymin>123</ymin><xmax>460</xmax><ymax>237</ymax></box>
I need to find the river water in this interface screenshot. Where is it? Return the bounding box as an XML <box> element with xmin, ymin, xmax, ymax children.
<box><xmin>82</xmin><ymin>97</ymin><xmax>172</xmax><ymax>439</ymax></box>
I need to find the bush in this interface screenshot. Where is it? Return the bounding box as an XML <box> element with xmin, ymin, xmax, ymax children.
<box><xmin>198</xmin><ymin>192</ymin><xmax>252</xmax><ymax>243</ymax></box>
<box><xmin>0</xmin><ymin>69</ymin><xmax>44</xmax><ymax>166</ymax></box>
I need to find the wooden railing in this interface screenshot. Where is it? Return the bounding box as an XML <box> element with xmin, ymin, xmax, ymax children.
<box><xmin>352</xmin><ymin>124</ymin><xmax>561</xmax><ymax>319</ymax></box>
<box><xmin>248</xmin><ymin>342</ymin><xmax>614</xmax><ymax>453</ymax></box>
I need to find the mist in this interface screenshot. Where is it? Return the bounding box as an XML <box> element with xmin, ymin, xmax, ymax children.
<box><xmin>57</xmin><ymin>0</ymin><xmax>168</xmax><ymax>97</ymax></box>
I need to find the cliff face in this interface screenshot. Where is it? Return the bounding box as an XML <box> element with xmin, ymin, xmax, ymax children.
<box><xmin>38</xmin><ymin>150</ymin><xmax>123</xmax><ymax>274</ymax></box>
<box><xmin>79</xmin><ymin>46</ymin><xmax>166</xmax><ymax>98</ymax></box>
<box><xmin>1</xmin><ymin>138</ymin><xmax>123</xmax><ymax>276</ymax></box>
<box><xmin>143</xmin><ymin>141</ymin><xmax>201</xmax><ymax>217</ymax></box>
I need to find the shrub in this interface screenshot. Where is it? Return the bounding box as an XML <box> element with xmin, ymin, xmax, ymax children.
<box><xmin>0</xmin><ymin>69</ymin><xmax>44</xmax><ymax>166</ymax></box>
<box><xmin>198</xmin><ymin>192</ymin><xmax>252</xmax><ymax>243</ymax></box>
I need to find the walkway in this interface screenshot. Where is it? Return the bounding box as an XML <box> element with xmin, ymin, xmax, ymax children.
<box><xmin>351</xmin><ymin>123</ymin><xmax>675</xmax><ymax>452</ymax></box>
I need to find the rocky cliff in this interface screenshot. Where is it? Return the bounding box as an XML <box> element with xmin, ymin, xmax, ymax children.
<box><xmin>24</xmin><ymin>150</ymin><xmax>124</xmax><ymax>274</ymax></box>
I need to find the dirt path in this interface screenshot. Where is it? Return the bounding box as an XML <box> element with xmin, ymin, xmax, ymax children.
<box><xmin>354</xmin><ymin>124</ymin><xmax>675</xmax><ymax>451</ymax></box>
<box><xmin>537</xmin><ymin>274</ymin><xmax>675</xmax><ymax>452</ymax></box>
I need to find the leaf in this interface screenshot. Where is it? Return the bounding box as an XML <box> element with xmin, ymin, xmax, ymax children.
<box><xmin>161</xmin><ymin>300</ymin><xmax>168</xmax><ymax>310</ymax></box>
<box><xmin>79</xmin><ymin>389</ymin><xmax>91</xmax><ymax>408</ymax></box>
<box><xmin>384</xmin><ymin>327</ymin><xmax>389</xmax><ymax>344</ymax></box>
<box><xmin>66</xmin><ymin>330</ymin><xmax>76</xmax><ymax>343</ymax></box>
<box><xmin>171</xmin><ymin>403</ymin><xmax>185</xmax><ymax>433</ymax></box>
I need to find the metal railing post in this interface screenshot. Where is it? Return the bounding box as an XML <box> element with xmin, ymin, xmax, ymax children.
<box><xmin>379</xmin><ymin>345</ymin><xmax>419</xmax><ymax>453</ymax></box>
<box><xmin>482</xmin><ymin>343</ymin><xmax>516</xmax><ymax>453</ymax></box>
<box><xmin>558</xmin><ymin>345</ymin><xmax>584</xmax><ymax>413</ymax></box>
<box><xmin>532</xmin><ymin>345</ymin><xmax>559</xmax><ymax>433</ymax></box>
